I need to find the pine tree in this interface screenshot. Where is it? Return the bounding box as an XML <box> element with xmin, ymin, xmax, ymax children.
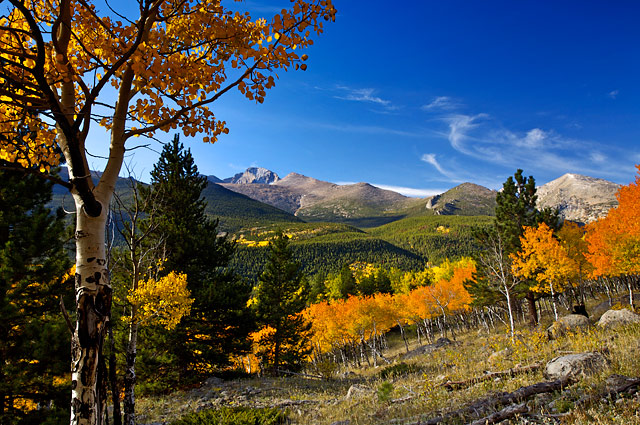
<box><xmin>492</xmin><ymin>169</ymin><xmax>559</xmax><ymax>326</ymax></box>
<box><xmin>253</xmin><ymin>232</ymin><xmax>311</xmax><ymax>375</ymax></box>
<box><xmin>138</xmin><ymin>135</ymin><xmax>253</xmax><ymax>386</ymax></box>
<box><xmin>338</xmin><ymin>263</ymin><xmax>357</xmax><ymax>299</ymax></box>
<box><xmin>0</xmin><ymin>168</ymin><xmax>72</xmax><ymax>423</ymax></box>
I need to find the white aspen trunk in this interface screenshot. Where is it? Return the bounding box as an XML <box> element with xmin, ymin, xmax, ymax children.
<box><xmin>550</xmin><ymin>282</ymin><xmax>558</xmax><ymax>321</ymax></box>
<box><xmin>627</xmin><ymin>277</ymin><xmax>635</xmax><ymax>309</ymax></box>
<box><xmin>123</xmin><ymin>314</ymin><xmax>138</xmax><ymax>425</ymax></box>
<box><xmin>503</xmin><ymin>285</ymin><xmax>515</xmax><ymax>342</ymax></box>
<box><xmin>70</xmin><ymin>200</ymin><xmax>111</xmax><ymax>425</ymax></box>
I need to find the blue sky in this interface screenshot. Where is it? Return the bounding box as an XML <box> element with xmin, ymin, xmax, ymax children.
<box><xmin>87</xmin><ymin>0</ymin><xmax>640</xmax><ymax>196</ymax></box>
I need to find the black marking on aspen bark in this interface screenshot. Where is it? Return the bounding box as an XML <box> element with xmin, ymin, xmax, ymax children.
<box><xmin>75</xmin><ymin>273</ymin><xmax>82</xmax><ymax>291</ymax></box>
<box><xmin>87</xmin><ymin>257</ymin><xmax>96</xmax><ymax>263</ymax></box>
<box><xmin>71</xmin><ymin>397</ymin><xmax>81</xmax><ymax>414</ymax></box>
<box><xmin>95</xmin><ymin>286</ymin><xmax>112</xmax><ymax>317</ymax></box>
<box><xmin>75</xmin><ymin>230</ymin><xmax>89</xmax><ymax>239</ymax></box>
<box><xmin>72</xmin><ymin>379</ymin><xmax>78</xmax><ymax>390</ymax></box>
<box><xmin>85</xmin><ymin>272</ymin><xmax>102</xmax><ymax>285</ymax></box>
<box><xmin>96</xmin><ymin>258</ymin><xmax>106</xmax><ymax>266</ymax></box>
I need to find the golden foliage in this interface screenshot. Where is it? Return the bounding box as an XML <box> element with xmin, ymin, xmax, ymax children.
<box><xmin>126</xmin><ymin>271</ymin><xmax>193</xmax><ymax>329</ymax></box>
<box><xmin>0</xmin><ymin>0</ymin><xmax>337</xmax><ymax>169</ymax></box>
<box><xmin>511</xmin><ymin>223</ymin><xmax>575</xmax><ymax>294</ymax></box>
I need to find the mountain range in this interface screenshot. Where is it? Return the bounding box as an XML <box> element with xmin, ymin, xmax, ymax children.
<box><xmin>50</xmin><ymin>166</ymin><xmax>620</xmax><ymax>231</ymax></box>
<box><xmin>47</xmin><ymin>166</ymin><xmax>621</xmax><ymax>280</ymax></box>
<box><xmin>211</xmin><ymin>167</ymin><xmax>618</xmax><ymax>227</ymax></box>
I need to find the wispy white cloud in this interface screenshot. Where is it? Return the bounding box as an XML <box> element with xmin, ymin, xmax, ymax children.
<box><xmin>421</xmin><ymin>96</ymin><xmax>462</xmax><ymax>111</ymax></box>
<box><xmin>370</xmin><ymin>184</ymin><xmax>444</xmax><ymax>198</ymax></box>
<box><xmin>609</xmin><ymin>89</ymin><xmax>619</xmax><ymax>99</ymax></box>
<box><xmin>435</xmin><ymin>112</ymin><xmax>635</xmax><ymax>181</ymax></box>
<box><xmin>444</xmin><ymin>113</ymin><xmax>488</xmax><ymax>154</ymax></box>
<box><xmin>520</xmin><ymin>128</ymin><xmax>547</xmax><ymax>148</ymax></box>
<box><xmin>420</xmin><ymin>153</ymin><xmax>465</xmax><ymax>183</ymax></box>
<box><xmin>421</xmin><ymin>153</ymin><xmax>446</xmax><ymax>175</ymax></box>
<box><xmin>333</xmin><ymin>85</ymin><xmax>396</xmax><ymax>110</ymax></box>
<box><xmin>335</xmin><ymin>87</ymin><xmax>389</xmax><ymax>106</ymax></box>
<box><xmin>337</xmin><ymin>181</ymin><xmax>444</xmax><ymax>198</ymax></box>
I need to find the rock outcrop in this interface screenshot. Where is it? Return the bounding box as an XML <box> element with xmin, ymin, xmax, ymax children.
<box><xmin>544</xmin><ymin>352</ymin><xmax>608</xmax><ymax>380</ymax></box>
<box><xmin>546</xmin><ymin>314</ymin><xmax>590</xmax><ymax>340</ymax></box>
<box><xmin>225</xmin><ymin>167</ymin><xmax>280</xmax><ymax>184</ymax></box>
<box><xmin>597</xmin><ymin>308</ymin><xmax>640</xmax><ymax>329</ymax></box>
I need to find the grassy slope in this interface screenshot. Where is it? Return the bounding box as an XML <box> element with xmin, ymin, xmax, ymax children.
<box><xmin>229</xmin><ymin>215</ymin><xmax>495</xmax><ymax>282</ymax></box>
<box><xmin>139</xmin><ymin>294</ymin><xmax>640</xmax><ymax>425</ymax></box>
<box><xmin>369</xmin><ymin>215</ymin><xmax>495</xmax><ymax>264</ymax></box>
<box><xmin>201</xmin><ymin>182</ymin><xmax>302</xmax><ymax>232</ymax></box>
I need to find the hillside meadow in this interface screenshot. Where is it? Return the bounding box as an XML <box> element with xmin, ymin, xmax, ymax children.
<box><xmin>137</xmin><ymin>293</ymin><xmax>640</xmax><ymax>425</ymax></box>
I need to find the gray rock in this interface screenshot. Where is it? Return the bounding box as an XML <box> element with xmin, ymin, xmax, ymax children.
<box><xmin>402</xmin><ymin>337</ymin><xmax>456</xmax><ymax>360</ymax></box>
<box><xmin>605</xmin><ymin>374</ymin><xmax>637</xmax><ymax>390</ymax></box>
<box><xmin>488</xmin><ymin>347</ymin><xmax>512</xmax><ymax>364</ymax></box>
<box><xmin>544</xmin><ymin>352</ymin><xmax>608</xmax><ymax>380</ymax></box>
<box><xmin>597</xmin><ymin>309</ymin><xmax>640</xmax><ymax>329</ymax></box>
<box><xmin>547</xmin><ymin>314</ymin><xmax>590</xmax><ymax>340</ymax></box>
<box><xmin>345</xmin><ymin>384</ymin><xmax>372</xmax><ymax>399</ymax></box>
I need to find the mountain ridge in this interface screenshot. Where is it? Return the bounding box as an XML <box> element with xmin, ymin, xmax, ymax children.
<box><xmin>537</xmin><ymin>173</ymin><xmax>620</xmax><ymax>224</ymax></box>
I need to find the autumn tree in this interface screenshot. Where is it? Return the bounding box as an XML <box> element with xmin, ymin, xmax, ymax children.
<box><xmin>0</xmin><ymin>1</ymin><xmax>335</xmax><ymax>422</ymax></box>
<box><xmin>139</xmin><ymin>136</ymin><xmax>253</xmax><ymax>387</ymax></box>
<box><xmin>252</xmin><ymin>232</ymin><xmax>311</xmax><ymax>375</ymax></box>
<box><xmin>109</xmin><ymin>171</ymin><xmax>194</xmax><ymax>425</ymax></box>
<box><xmin>511</xmin><ymin>223</ymin><xmax>574</xmax><ymax>320</ymax></box>
<box><xmin>586</xmin><ymin>165</ymin><xmax>640</xmax><ymax>308</ymax></box>
<box><xmin>0</xmin><ymin>169</ymin><xmax>72</xmax><ymax>423</ymax></box>
<box><xmin>468</xmin><ymin>227</ymin><xmax>520</xmax><ymax>340</ymax></box>
<box><xmin>556</xmin><ymin>221</ymin><xmax>592</xmax><ymax>304</ymax></box>
<box><xmin>494</xmin><ymin>169</ymin><xmax>559</xmax><ymax>326</ymax></box>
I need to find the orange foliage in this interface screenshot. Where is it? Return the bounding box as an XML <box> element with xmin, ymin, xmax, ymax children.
<box><xmin>586</xmin><ymin>165</ymin><xmax>640</xmax><ymax>277</ymax></box>
<box><xmin>511</xmin><ymin>223</ymin><xmax>574</xmax><ymax>294</ymax></box>
<box><xmin>304</xmin><ymin>261</ymin><xmax>474</xmax><ymax>355</ymax></box>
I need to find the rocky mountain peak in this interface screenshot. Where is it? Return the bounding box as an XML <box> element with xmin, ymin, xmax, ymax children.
<box><xmin>225</xmin><ymin>167</ymin><xmax>279</xmax><ymax>184</ymax></box>
<box><xmin>538</xmin><ymin>173</ymin><xmax>620</xmax><ymax>223</ymax></box>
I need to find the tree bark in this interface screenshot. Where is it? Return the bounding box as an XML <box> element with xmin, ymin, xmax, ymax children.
<box><xmin>70</xmin><ymin>204</ymin><xmax>111</xmax><ymax>425</ymax></box>
<box><xmin>123</xmin><ymin>319</ymin><xmax>138</xmax><ymax>425</ymax></box>
<box><xmin>525</xmin><ymin>291</ymin><xmax>538</xmax><ymax>327</ymax></box>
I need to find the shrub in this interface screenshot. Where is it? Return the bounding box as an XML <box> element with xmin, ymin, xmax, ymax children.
<box><xmin>378</xmin><ymin>362</ymin><xmax>421</xmax><ymax>379</ymax></box>
<box><xmin>170</xmin><ymin>407</ymin><xmax>286</xmax><ymax>425</ymax></box>
<box><xmin>377</xmin><ymin>381</ymin><xmax>394</xmax><ymax>403</ymax></box>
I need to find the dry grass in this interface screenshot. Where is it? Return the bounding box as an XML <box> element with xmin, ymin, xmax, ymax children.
<box><xmin>137</xmin><ymin>302</ymin><xmax>640</xmax><ymax>425</ymax></box>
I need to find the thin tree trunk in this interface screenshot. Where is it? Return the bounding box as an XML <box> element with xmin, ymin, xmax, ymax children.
<box><xmin>504</xmin><ymin>286</ymin><xmax>515</xmax><ymax>342</ymax></box>
<box><xmin>123</xmin><ymin>317</ymin><xmax>138</xmax><ymax>425</ymax></box>
<box><xmin>550</xmin><ymin>282</ymin><xmax>558</xmax><ymax>321</ymax></box>
<box><xmin>627</xmin><ymin>276</ymin><xmax>635</xmax><ymax>309</ymax></box>
<box><xmin>108</xmin><ymin>324</ymin><xmax>122</xmax><ymax>425</ymax></box>
<box><xmin>397</xmin><ymin>321</ymin><xmax>410</xmax><ymax>353</ymax></box>
<box><xmin>525</xmin><ymin>291</ymin><xmax>538</xmax><ymax>326</ymax></box>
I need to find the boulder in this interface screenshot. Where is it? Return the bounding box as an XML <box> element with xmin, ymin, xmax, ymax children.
<box><xmin>597</xmin><ymin>308</ymin><xmax>640</xmax><ymax>329</ymax></box>
<box><xmin>402</xmin><ymin>337</ymin><xmax>456</xmax><ymax>360</ymax></box>
<box><xmin>546</xmin><ymin>314</ymin><xmax>590</xmax><ymax>340</ymax></box>
<box><xmin>488</xmin><ymin>347</ymin><xmax>512</xmax><ymax>365</ymax></box>
<box><xmin>345</xmin><ymin>384</ymin><xmax>372</xmax><ymax>400</ymax></box>
<box><xmin>544</xmin><ymin>352</ymin><xmax>608</xmax><ymax>380</ymax></box>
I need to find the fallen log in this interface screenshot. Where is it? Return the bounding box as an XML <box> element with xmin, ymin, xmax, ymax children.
<box><xmin>576</xmin><ymin>375</ymin><xmax>640</xmax><ymax>408</ymax></box>
<box><xmin>441</xmin><ymin>362</ymin><xmax>543</xmax><ymax>391</ymax></box>
<box><xmin>467</xmin><ymin>402</ymin><xmax>528</xmax><ymax>425</ymax></box>
<box><xmin>420</xmin><ymin>376</ymin><xmax>572</xmax><ymax>425</ymax></box>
